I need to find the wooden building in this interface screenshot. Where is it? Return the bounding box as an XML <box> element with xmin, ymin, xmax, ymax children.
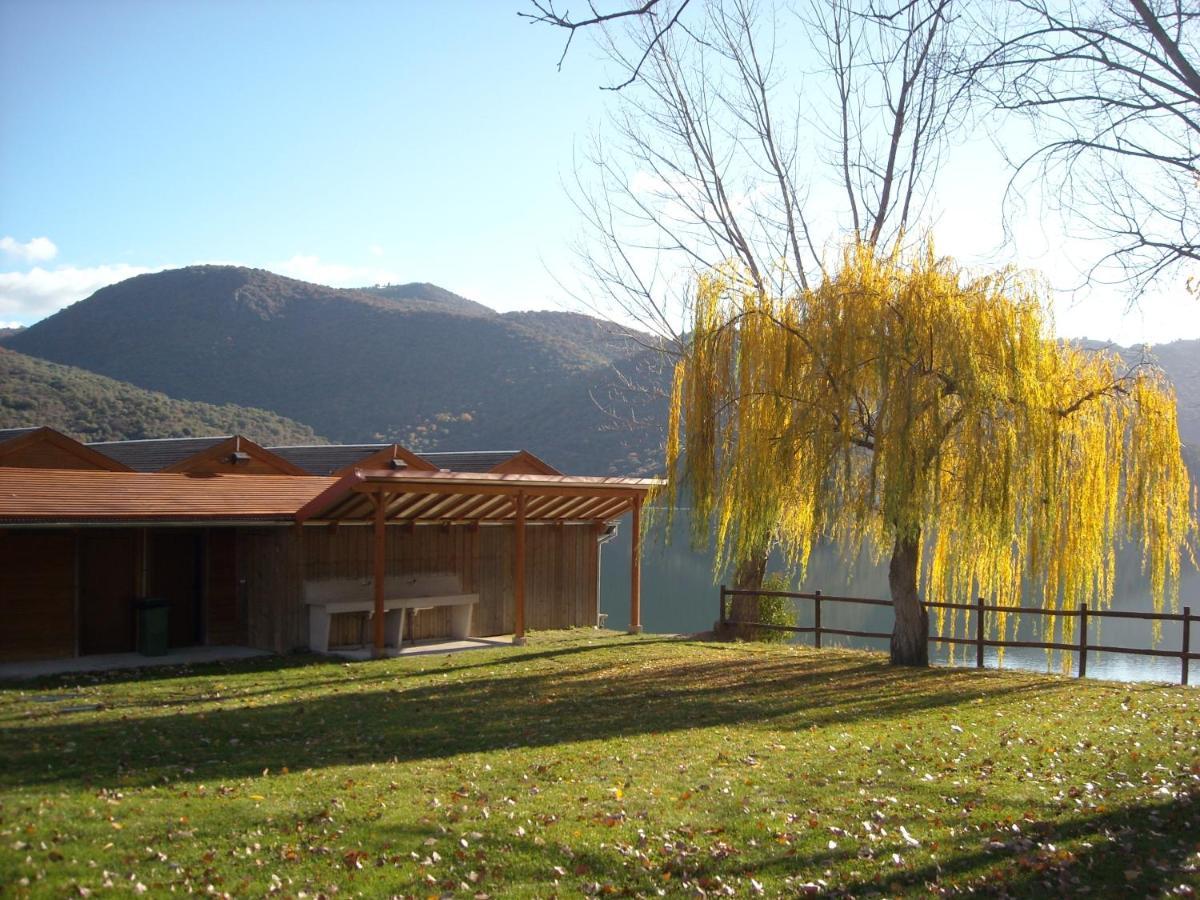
<box><xmin>0</xmin><ymin>430</ymin><xmax>658</xmax><ymax>663</ymax></box>
<box><xmin>0</xmin><ymin>427</ymin><xmax>133</xmax><ymax>471</ymax></box>
<box><xmin>88</xmin><ymin>435</ymin><xmax>308</xmax><ymax>476</ymax></box>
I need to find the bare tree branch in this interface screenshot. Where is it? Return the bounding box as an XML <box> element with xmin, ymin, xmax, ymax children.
<box><xmin>521</xmin><ymin>0</ymin><xmax>695</xmax><ymax>89</ymax></box>
<box><xmin>975</xmin><ymin>0</ymin><xmax>1200</xmax><ymax>299</ymax></box>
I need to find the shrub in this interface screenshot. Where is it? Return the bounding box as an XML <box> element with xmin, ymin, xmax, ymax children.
<box><xmin>752</xmin><ymin>571</ymin><xmax>798</xmax><ymax>643</ymax></box>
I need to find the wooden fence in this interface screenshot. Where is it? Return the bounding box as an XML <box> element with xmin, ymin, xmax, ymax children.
<box><xmin>718</xmin><ymin>586</ymin><xmax>1197</xmax><ymax>686</ymax></box>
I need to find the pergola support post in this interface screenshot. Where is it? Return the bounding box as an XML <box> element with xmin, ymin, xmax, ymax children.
<box><xmin>629</xmin><ymin>496</ymin><xmax>643</xmax><ymax>634</ymax></box>
<box><xmin>372</xmin><ymin>492</ymin><xmax>388</xmax><ymax>658</ymax></box>
<box><xmin>513</xmin><ymin>491</ymin><xmax>527</xmax><ymax>646</ymax></box>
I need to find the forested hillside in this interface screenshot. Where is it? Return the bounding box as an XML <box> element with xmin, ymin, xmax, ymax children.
<box><xmin>4</xmin><ymin>266</ymin><xmax>664</xmax><ymax>472</ymax></box>
<box><xmin>4</xmin><ymin>265</ymin><xmax>1197</xmax><ymax>477</ymax></box>
<box><xmin>0</xmin><ymin>347</ymin><xmax>324</xmax><ymax>444</ymax></box>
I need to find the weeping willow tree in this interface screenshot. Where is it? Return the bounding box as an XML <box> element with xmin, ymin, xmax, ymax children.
<box><xmin>666</xmin><ymin>244</ymin><xmax>1196</xmax><ymax>666</ymax></box>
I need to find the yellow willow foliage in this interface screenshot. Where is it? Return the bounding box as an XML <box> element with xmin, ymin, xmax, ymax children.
<box><xmin>666</xmin><ymin>244</ymin><xmax>1196</xmax><ymax>638</ymax></box>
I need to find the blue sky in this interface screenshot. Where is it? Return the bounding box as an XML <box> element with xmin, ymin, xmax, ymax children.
<box><xmin>0</xmin><ymin>1</ymin><xmax>614</xmax><ymax>321</ymax></box>
<box><xmin>1</xmin><ymin>0</ymin><xmax>1197</xmax><ymax>344</ymax></box>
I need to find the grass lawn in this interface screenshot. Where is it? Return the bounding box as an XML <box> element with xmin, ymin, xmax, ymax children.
<box><xmin>1</xmin><ymin>631</ymin><xmax>1197</xmax><ymax>898</ymax></box>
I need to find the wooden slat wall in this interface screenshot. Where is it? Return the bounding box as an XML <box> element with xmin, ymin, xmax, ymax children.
<box><xmin>286</xmin><ymin>523</ymin><xmax>599</xmax><ymax>647</ymax></box>
<box><xmin>0</xmin><ymin>521</ymin><xmax>603</xmax><ymax>660</ymax></box>
<box><xmin>329</xmin><ymin>613</ymin><xmax>370</xmax><ymax>647</ymax></box>
<box><xmin>238</xmin><ymin>528</ymin><xmax>304</xmax><ymax>653</ymax></box>
<box><xmin>0</xmin><ymin>443</ymin><xmax>109</xmax><ymax>470</ymax></box>
<box><xmin>206</xmin><ymin>529</ymin><xmax>242</xmax><ymax>645</ymax></box>
<box><xmin>0</xmin><ymin>531</ymin><xmax>77</xmax><ymax>661</ymax></box>
<box><xmin>78</xmin><ymin>530</ymin><xmax>138</xmax><ymax>655</ymax></box>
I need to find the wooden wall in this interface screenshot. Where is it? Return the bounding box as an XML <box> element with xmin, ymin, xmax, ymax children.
<box><xmin>0</xmin><ymin>521</ymin><xmax>604</xmax><ymax>661</ymax></box>
<box><xmin>206</xmin><ymin>530</ymin><xmax>242</xmax><ymax>645</ymax></box>
<box><xmin>238</xmin><ymin>527</ymin><xmax>304</xmax><ymax>654</ymax></box>
<box><xmin>78</xmin><ymin>530</ymin><xmax>138</xmax><ymax>655</ymax></box>
<box><xmin>0</xmin><ymin>526</ymin><xmax>263</xmax><ymax>662</ymax></box>
<box><xmin>236</xmin><ymin>523</ymin><xmax>601</xmax><ymax>653</ymax></box>
<box><xmin>476</xmin><ymin>524</ymin><xmax>599</xmax><ymax>633</ymax></box>
<box><xmin>0</xmin><ymin>442</ymin><xmax>111</xmax><ymax>470</ymax></box>
<box><xmin>0</xmin><ymin>531</ymin><xmax>76</xmax><ymax>661</ymax></box>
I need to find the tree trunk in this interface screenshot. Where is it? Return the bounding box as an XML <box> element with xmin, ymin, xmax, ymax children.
<box><xmin>724</xmin><ymin>550</ymin><xmax>768</xmax><ymax>640</ymax></box>
<box><xmin>888</xmin><ymin>531</ymin><xmax>929</xmax><ymax>666</ymax></box>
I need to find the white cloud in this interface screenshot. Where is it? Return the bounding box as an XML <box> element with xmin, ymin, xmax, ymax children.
<box><xmin>0</xmin><ymin>264</ymin><xmax>153</xmax><ymax>323</ymax></box>
<box><xmin>368</xmin><ymin>243</ymin><xmax>385</xmax><ymax>258</ymax></box>
<box><xmin>0</xmin><ymin>236</ymin><xmax>58</xmax><ymax>263</ymax></box>
<box><xmin>272</xmin><ymin>254</ymin><xmax>401</xmax><ymax>288</ymax></box>
<box><xmin>0</xmin><ymin>253</ymin><xmax>411</xmax><ymax>326</ymax></box>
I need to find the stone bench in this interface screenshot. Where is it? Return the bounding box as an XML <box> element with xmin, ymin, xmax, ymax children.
<box><xmin>304</xmin><ymin>573</ymin><xmax>478</xmax><ymax>652</ymax></box>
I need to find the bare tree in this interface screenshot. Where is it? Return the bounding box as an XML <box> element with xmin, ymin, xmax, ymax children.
<box><xmin>531</xmin><ymin>0</ymin><xmax>983</xmax><ymax>612</ymax></box>
<box><xmin>977</xmin><ymin>0</ymin><xmax>1199</xmax><ymax>298</ymax></box>
<box><xmin>552</xmin><ymin>0</ymin><xmax>979</xmax><ymax>342</ymax></box>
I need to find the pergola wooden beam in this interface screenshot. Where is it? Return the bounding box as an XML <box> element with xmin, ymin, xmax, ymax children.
<box><xmin>527</xmin><ymin>494</ymin><xmax>574</xmax><ymax>519</ymax></box>
<box><xmin>419</xmin><ymin>491</ymin><xmax>477</xmax><ymax>520</ymax></box>
<box><xmin>549</xmin><ymin>495</ymin><xmax>595</xmax><ymax>519</ymax></box>
<box><xmin>630</xmin><ymin>496</ymin><xmax>643</xmax><ymax>634</ymax></box>
<box><xmin>289</xmin><ymin>470</ymin><xmax>661</xmax><ymax>652</ymax></box>
<box><xmin>456</xmin><ymin>493</ymin><xmax>511</xmax><ymax>520</ymax></box>
<box><xmin>431</xmin><ymin>494</ymin><xmax>488</xmax><ymax>520</ymax></box>
<box><xmin>353</xmin><ymin>481</ymin><xmax>642</xmax><ymax>500</ymax></box>
<box><xmin>514</xmin><ymin>490</ymin><xmax>527</xmax><ymax>646</ymax></box>
<box><xmin>592</xmin><ymin>497</ymin><xmax>634</xmax><ymax>521</ymax></box>
<box><xmin>389</xmin><ymin>492</ymin><xmax>443</xmax><ymax>520</ymax></box>
<box><xmin>373</xmin><ymin>491</ymin><xmax>388</xmax><ymax>657</ymax></box>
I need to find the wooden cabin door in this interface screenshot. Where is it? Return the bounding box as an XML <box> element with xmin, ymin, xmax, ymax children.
<box><xmin>206</xmin><ymin>530</ymin><xmax>241</xmax><ymax>645</ymax></box>
<box><xmin>150</xmin><ymin>531</ymin><xmax>204</xmax><ymax>647</ymax></box>
<box><xmin>79</xmin><ymin>530</ymin><xmax>138</xmax><ymax>655</ymax></box>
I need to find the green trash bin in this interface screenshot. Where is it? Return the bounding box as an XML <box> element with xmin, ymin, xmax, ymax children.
<box><xmin>136</xmin><ymin>598</ymin><xmax>170</xmax><ymax>656</ymax></box>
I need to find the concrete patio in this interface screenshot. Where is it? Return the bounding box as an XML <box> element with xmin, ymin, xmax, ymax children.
<box><xmin>0</xmin><ymin>635</ymin><xmax>517</xmax><ymax>680</ymax></box>
<box><xmin>326</xmin><ymin>634</ymin><xmax>515</xmax><ymax>660</ymax></box>
<box><xmin>0</xmin><ymin>645</ymin><xmax>270</xmax><ymax>680</ymax></box>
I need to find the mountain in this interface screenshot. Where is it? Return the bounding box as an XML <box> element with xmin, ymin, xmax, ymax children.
<box><xmin>0</xmin><ymin>346</ymin><xmax>324</xmax><ymax>444</ymax></box>
<box><xmin>352</xmin><ymin>283</ymin><xmax>496</xmax><ymax>317</ymax></box>
<box><xmin>4</xmin><ymin>266</ymin><xmax>665</xmax><ymax>472</ymax></box>
<box><xmin>6</xmin><ymin>265</ymin><xmax>1194</xmax><ymax>477</ymax></box>
<box><xmin>488</xmin><ymin>342</ymin><xmax>673</xmax><ymax>475</ymax></box>
<box><xmin>1143</xmin><ymin>340</ymin><xmax>1200</xmax><ymax>446</ymax></box>
<box><xmin>1080</xmin><ymin>338</ymin><xmax>1200</xmax><ymax>445</ymax></box>
<box><xmin>0</xmin><ymin>326</ymin><xmax>24</xmax><ymax>340</ymax></box>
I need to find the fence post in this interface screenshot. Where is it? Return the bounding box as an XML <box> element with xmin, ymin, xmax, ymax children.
<box><xmin>814</xmin><ymin>590</ymin><xmax>822</xmax><ymax>650</ymax></box>
<box><xmin>1182</xmin><ymin>606</ymin><xmax>1191</xmax><ymax>687</ymax></box>
<box><xmin>975</xmin><ymin>597</ymin><xmax>985</xmax><ymax>669</ymax></box>
<box><xmin>1077</xmin><ymin>603</ymin><xmax>1089</xmax><ymax>679</ymax></box>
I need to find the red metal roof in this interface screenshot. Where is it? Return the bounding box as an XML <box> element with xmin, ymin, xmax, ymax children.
<box><xmin>0</xmin><ymin>466</ymin><xmax>662</xmax><ymax>526</ymax></box>
<box><xmin>0</xmin><ymin>468</ymin><xmax>338</xmax><ymax>524</ymax></box>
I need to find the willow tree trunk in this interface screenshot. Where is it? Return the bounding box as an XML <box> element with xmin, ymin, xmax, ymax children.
<box><xmin>888</xmin><ymin>532</ymin><xmax>929</xmax><ymax>666</ymax></box>
<box><xmin>725</xmin><ymin>550</ymin><xmax>768</xmax><ymax>640</ymax></box>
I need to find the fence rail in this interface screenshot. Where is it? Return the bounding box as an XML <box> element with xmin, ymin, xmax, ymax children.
<box><xmin>718</xmin><ymin>586</ymin><xmax>1196</xmax><ymax>686</ymax></box>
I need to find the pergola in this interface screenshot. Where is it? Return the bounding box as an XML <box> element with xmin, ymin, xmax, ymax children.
<box><xmin>295</xmin><ymin>468</ymin><xmax>662</xmax><ymax>652</ymax></box>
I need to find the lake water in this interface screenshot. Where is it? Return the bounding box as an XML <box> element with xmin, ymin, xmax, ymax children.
<box><xmin>598</xmin><ymin>506</ymin><xmax>1199</xmax><ymax>686</ymax></box>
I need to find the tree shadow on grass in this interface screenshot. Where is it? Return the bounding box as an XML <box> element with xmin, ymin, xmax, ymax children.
<box><xmin>831</xmin><ymin>791</ymin><xmax>1200</xmax><ymax>896</ymax></box>
<box><xmin>270</xmin><ymin>791</ymin><xmax>1198</xmax><ymax>898</ymax></box>
<box><xmin>0</xmin><ymin>637</ymin><xmax>693</xmax><ymax>725</ymax></box>
<box><xmin>1</xmin><ymin>641</ymin><xmax>1071</xmax><ymax>790</ymax></box>
<box><xmin>0</xmin><ymin>634</ymin><xmax>686</xmax><ymax>694</ymax></box>
<box><xmin>752</xmin><ymin>791</ymin><xmax>1200</xmax><ymax>897</ymax></box>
